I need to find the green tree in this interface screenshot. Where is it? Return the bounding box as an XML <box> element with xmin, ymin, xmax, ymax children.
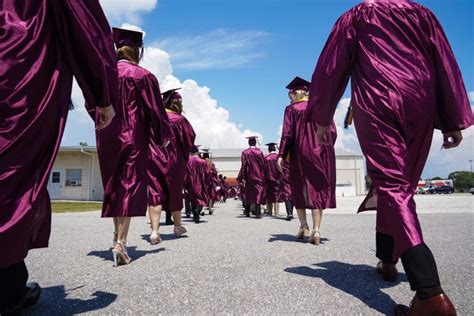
<box><xmin>430</xmin><ymin>176</ymin><xmax>444</xmax><ymax>180</ymax></box>
<box><xmin>79</xmin><ymin>142</ymin><xmax>89</xmax><ymax>147</ymax></box>
<box><xmin>448</xmin><ymin>171</ymin><xmax>474</xmax><ymax>192</ymax></box>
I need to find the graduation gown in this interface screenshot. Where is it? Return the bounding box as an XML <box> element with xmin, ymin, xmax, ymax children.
<box><xmin>264</xmin><ymin>153</ymin><xmax>281</xmax><ymax>204</ymax></box>
<box><xmin>159</xmin><ymin>111</ymin><xmax>196</xmax><ymax>211</ymax></box>
<box><xmin>278</xmin><ymin>160</ymin><xmax>292</xmax><ymax>203</ymax></box>
<box><xmin>0</xmin><ymin>0</ymin><xmax>118</xmax><ymax>268</ymax></box>
<box><xmin>279</xmin><ymin>100</ymin><xmax>337</xmax><ymax>210</ymax></box>
<box><xmin>95</xmin><ymin>60</ymin><xmax>171</xmax><ymax>217</ymax></box>
<box><xmin>237</xmin><ymin>148</ymin><xmax>267</xmax><ymax>205</ymax></box>
<box><xmin>185</xmin><ymin>155</ymin><xmax>210</xmax><ymax>207</ymax></box>
<box><xmin>305</xmin><ymin>0</ymin><xmax>473</xmax><ymax>260</ymax></box>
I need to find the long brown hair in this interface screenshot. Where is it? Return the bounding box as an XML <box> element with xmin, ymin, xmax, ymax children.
<box><xmin>116</xmin><ymin>45</ymin><xmax>142</xmax><ymax>64</ymax></box>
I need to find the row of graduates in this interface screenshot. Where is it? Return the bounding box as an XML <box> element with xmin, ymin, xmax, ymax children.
<box><xmin>238</xmin><ymin>142</ymin><xmax>294</xmax><ymax>220</ymax></box>
<box><xmin>1</xmin><ymin>0</ymin><xmax>473</xmax><ymax>314</ymax></box>
<box><xmin>0</xmin><ymin>2</ymin><xmax>228</xmax><ymax>313</ymax></box>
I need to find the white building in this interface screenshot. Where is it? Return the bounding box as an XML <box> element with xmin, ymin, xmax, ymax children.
<box><xmin>48</xmin><ymin>146</ymin><xmax>366</xmax><ymax>201</ymax></box>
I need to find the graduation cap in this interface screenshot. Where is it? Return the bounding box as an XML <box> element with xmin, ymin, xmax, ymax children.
<box><xmin>265</xmin><ymin>142</ymin><xmax>278</xmax><ymax>146</ymax></box>
<box><xmin>266</xmin><ymin>142</ymin><xmax>278</xmax><ymax>152</ymax></box>
<box><xmin>161</xmin><ymin>88</ymin><xmax>182</xmax><ymax>105</ymax></box>
<box><xmin>245</xmin><ymin>136</ymin><xmax>259</xmax><ymax>140</ymax></box>
<box><xmin>112</xmin><ymin>27</ymin><xmax>143</xmax><ymax>48</ymax></box>
<box><xmin>191</xmin><ymin>144</ymin><xmax>201</xmax><ymax>153</ymax></box>
<box><xmin>286</xmin><ymin>76</ymin><xmax>310</xmax><ymax>91</ymax></box>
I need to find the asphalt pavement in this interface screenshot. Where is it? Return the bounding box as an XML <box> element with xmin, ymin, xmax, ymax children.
<box><xmin>24</xmin><ymin>195</ymin><xmax>474</xmax><ymax>315</ymax></box>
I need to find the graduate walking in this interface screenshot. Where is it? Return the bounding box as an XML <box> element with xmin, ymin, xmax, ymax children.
<box><xmin>278</xmin><ymin>77</ymin><xmax>337</xmax><ymax>245</ymax></box>
<box><xmin>95</xmin><ymin>27</ymin><xmax>171</xmax><ymax>266</ymax></box>
<box><xmin>237</xmin><ymin>136</ymin><xmax>267</xmax><ymax>218</ymax></box>
<box><xmin>306</xmin><ymin>0</ymin><xmax>472</xmax><ymax>313</ymax></box>
<box><xmin>147</xmin><ymin>88</ymin><xmax>196</xmax><ymax>243</ymax></box>
<box><xmin>0</xmin><ymin>1</ymin><xmax>118</xmax><ymax>313</ymax></box>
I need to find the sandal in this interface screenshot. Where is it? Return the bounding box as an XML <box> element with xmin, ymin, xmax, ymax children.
<box><xmin>295</xmin><ymin>225</ymin><xmax>309</xmax><ymax>240</ymax></box>
<box><xmin>308</xmin><ymin>230</ymin><xmax>321</xmax><ymax>245</ymax></box>
<box><xmin>150</xmin><ymin>231</ymin><xmax>162</xmax><ymax>245</ymax></box>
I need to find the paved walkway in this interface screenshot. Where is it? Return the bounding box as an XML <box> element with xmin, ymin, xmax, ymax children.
<box><xmin>25</xmin><ymin>195</ymin><xmax>473</xmax><ymax>315</ymax></box>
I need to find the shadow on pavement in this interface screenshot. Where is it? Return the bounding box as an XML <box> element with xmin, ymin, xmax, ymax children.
<box><xmin>87</xmin><ymin>247</ymin><xmax>166</xmax><ymax>263</ymax></box>
<box><xmin>268</xmin><ymin>234</ymin><xmax>329</xmax><ymax>244</ymax></box>
<box><xmin>285</xmin><ymin>261</ymin><xmax>407</xmax><ymax>314</ymax></box>
<box><xmin>25</xmin><ymin>285</ymin><xmax>116</xmax><ymax>315</ymax></box>
<box><xmin>140</xmin><ymin>234</ymin><xmax>189</xmax><ymax>242</ymax></box>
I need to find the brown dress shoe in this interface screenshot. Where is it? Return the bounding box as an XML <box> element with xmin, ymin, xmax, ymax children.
<box><xmin>395</xmin><ymin>294</ymin><xmax>456</xmax><ymax>316</ymax></box>
<box><xmin>376</xmin><ymin>261</ymin><xmax>398</xmax><ymax>282</ymax></box>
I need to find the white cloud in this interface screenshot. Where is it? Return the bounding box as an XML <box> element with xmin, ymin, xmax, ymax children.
<box><xmin>469</xmin><ymin>91</ymin><xmax>474</xmax><ymax>105</ymax></box>
<box><xmin>154</xmin><ymin>29</ymin><xmax>270</xmax><ymax>70</ymax></box>
<box><xmin>423</xmin><ymin>127</ymin><xmax>474</xmax><ymax>178</ymax></box>
<box><xmin>63</xmin><ymin>24</ymin><xmax>262</xmax><ymax>149</ymax></box>
<box><xmin>333</xmin><ymin>98</ymin><xmax>361</xmax><ymax>153</ymax></box>
<box><xmin>99</xmin><ymin>0</ymin><xmax>157</xmax><ymax>24</ymax></box>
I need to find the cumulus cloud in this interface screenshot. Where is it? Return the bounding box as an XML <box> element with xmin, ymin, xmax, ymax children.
<box><xmin>333</xmin><ymin>98</ymin><xmax>362</xmax><ymax>153</ymax></box>
<box><xmin>99</xmin><ymin>0</ymin><xmax>157</xmax><ymax>24</ymax></box>
<box><xmin>62</xmin><ymin>23</ymin><xmax>262</xmax><ymax>149</ymax></box>
<box><xmin>154</xmin><ymin>29</ymin><xmax>270</xmax><ymax>70</ymax></box>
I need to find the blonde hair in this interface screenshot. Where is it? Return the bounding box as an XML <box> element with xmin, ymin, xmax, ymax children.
<box><xmin>289</xmin><ymin>89</ymin><xmax>309</xmax><ymax>103</ymax></box>
<box><xmin>166</xmin><ymin>99</ymin><xmax>183</xmax><ymax>114</ymax></box>
<box><xmin>116</xmin><ymin>46</ymin><xmax>142</xmax><ymax>64</ymax></box>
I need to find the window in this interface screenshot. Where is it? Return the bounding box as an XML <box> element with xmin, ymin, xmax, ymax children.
<box><xmin>66</xmin><ymin>169</ymin><xmax>82</xmax><ymax>186</ymax></box>
<box><xmin>51</xmin><ymin>172</ymin><xmax>60</xmax><ymax>183</ymax></box>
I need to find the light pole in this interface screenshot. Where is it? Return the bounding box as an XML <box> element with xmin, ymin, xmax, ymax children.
<box><xmin>469</xmin><ymin>160</ymin><xmax>473</xmax><ymax>173</ymax></box>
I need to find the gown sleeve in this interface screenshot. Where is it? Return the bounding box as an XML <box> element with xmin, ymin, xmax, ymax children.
<box><xmin>278</xmin><ymin>107</ymin><xmax>294</xmax><ymax>160</ymax></box>
<box><xmin>179</xmin><ymin>118</ymin><xmax>197</xmax><ymax>163</ymax></box>
<box><xmin>52</xmin><ymin>0</ymin><xmax>118</xmax><ymax>109</ymax></box>
<box><xmin>424</xmin><ymin>9</ymin><xmax>473</xmax><ymax>132</ymax></box>
<box><xmin>140</xmin><ymin>73</ymin><xmax>172</xmax><ymax>146</ymax></box>
<box><xmin>305</xmin><ymin>10</ymin><xmax>357</xmax><ymax>126</ymax></box>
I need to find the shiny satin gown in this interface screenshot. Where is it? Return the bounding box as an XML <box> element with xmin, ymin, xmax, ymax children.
<box><xmin>94</xmin><ymin>60</ymin><xmax>171</xmax><ymax>217</ymax></box>
<box><xmin>237</xmin><ymin>148</ymin><xmax>267</xmax><ymax>204</ymax></box>
<box><xmin>279</xmin><ymin>100</ymin><xmax>337</xmax><ymax>210</ymax></box>
<box><xmin>0</xmin><ymin>0</ymin><xmax>118</xmax><ymax>268</ymax></box>
<box><xmin>306</xmin><ymin>0</ymin><xmax>472</xmax><ymax>260</ymax></box>
<box><xmin>264</xmin><ymin>153</ymin><xmax>280</xmax><ymax>204</ymax></box>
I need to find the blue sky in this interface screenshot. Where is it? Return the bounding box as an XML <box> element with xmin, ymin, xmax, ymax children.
<box><xmin>66</xmin><ymin>0</ymin><xmax>473</xmax><ymax>178</ymax></box>
<box><xmin>145</xmin><ymin>0</ymin><xmax>473</xmax><ymax>140</ymax></box>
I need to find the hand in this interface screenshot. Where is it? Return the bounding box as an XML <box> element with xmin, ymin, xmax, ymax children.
<box><xmin>316</xmin><ymin>124</ymin><xmax>332</xmax><ymax>145</ymax></box>
<box><xmin>95</xmin><ymin>105</ymin><xmax>115</xmax><ymax>130</ymax></box>
<box><xmin>277</xmin><ymin>157</ymin><xmax>284</xmax><ymax>172</ymax></box>
<box><xmin>442</xmin><ymin>131</ymin><xmax>463</xmax><ymax>149</ymax></box>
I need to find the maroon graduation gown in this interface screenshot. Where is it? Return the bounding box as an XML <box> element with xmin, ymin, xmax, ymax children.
<box><xmin>0</xmin><ymin>0</ymin><xmax>118</xmax><ymax>268</ymax></box>
<box><xmin>279</xmin><ymin>100</ymin><xmax>337</xmax><ymax>210</ymax></box>
<box><xmin>265</xmin><ymin>153</ymin><xmax>281</xmax><ymax>204</ymax></box>
<box><xmin>278</xmin><ymin>160</ymin><xmax>292</xmax><ymax>203</ymax></box>
<box><xmin>237</xmin><ymin>148</ymin><xmax>267</xmax><ymax>205</ymax></box>
<box><xmin>95</xmin><ymin>60</ymin><xmax>171</xmax><ymax>217</ymax></box>
<box><xmin>185</xmin><ymin>155</ymin><xmax>210</xmax><ymax>206</ymax></box>
<box><xmin>159</xmin><ymin>110</ymin><xmax>196</xmax><ymax>211</ymax></box>
<box><xmin>305</xmin><ymin>0</ymin><xmax>473</xmax><ymax>260</ymax></box>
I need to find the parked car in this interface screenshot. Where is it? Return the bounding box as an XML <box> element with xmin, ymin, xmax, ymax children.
<box><xmin>470</xmin><ymin>188</ymin><xmax>474</xmax><ymax>195</ymax></box>
<box><xmin>433</xmin><ymin>186</ymin><xmax>455</xmax><ymax>194</ymax></box>
<box><xmin>415</xmin><ymin>187</ymin><xmax>426</xmax><ymax>195</ymax></box>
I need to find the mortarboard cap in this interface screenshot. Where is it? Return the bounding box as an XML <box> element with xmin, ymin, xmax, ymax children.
<box><xmin>265</xmin><ymin>142</ymin><xmax>278</xmax><ymax>146</ymax></box>
<box><xmin>161</xmin><ymin>88</ymin><xmax>182</xmax><ymax>105</ymax></box>
<box><xmin>286</xmin><ymin>76</ymin><xmax>310</xmax><ymax>91</ymax></box>
<box><xmin>113</xmin><ymin>27</ymin><xmax>143</xmax><ymax>48</ymax></box>
<box><xmin>191</xmin><ymin>144</ymin><xmax>201</xmax><ymax>153</ymax></box>
<box><xmin>245</xmin><ymin>136</ymin><xmax>259</xmax><ymax>140</ymax></box>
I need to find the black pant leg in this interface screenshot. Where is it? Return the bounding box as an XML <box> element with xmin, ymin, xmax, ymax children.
<box><xmin>376</xmin><ymin>232</ymin><xmax>398</xmax><ymax>264</ymax></box>
<box><xmin>244</xmin><ymin>204</ymin><xmax>251</xmax><ymax>216</ymax></box>
<box><xmin>0</xmin><ymin>260</ymin><xmax>28</xmax><ymax>310</ymax></box>
<box><xmin>285</xmin><ymin>201</ymin><xmax>293</xmax><ymax>216</ymax></box>
<box><xmin>401</xmin><ymin>243</ymin><xmax>441</xmax><ymax>291</ymax></box>
<box><xmin>255</xmin><ymin>204</ymin><xmax>261</xmax><ymax>217</ymax></box>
